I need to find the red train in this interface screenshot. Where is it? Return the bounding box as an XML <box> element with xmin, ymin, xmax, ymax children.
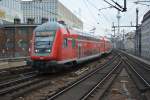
<box><xmin>29</xmin><ymin>21</ymin><xmax>112</xmax><ymax>72</ymax></box>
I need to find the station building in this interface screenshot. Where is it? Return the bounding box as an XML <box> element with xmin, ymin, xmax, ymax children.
<box><xmin>0</xmin><ymin>23</ymin><xmax>38</xmax><ymax>58</ymax></box>
<box><xmin>0</xmin><ymin>0</ymin><xmax>83</xmax><ymax>29</ymax></box>
<box><xmin>0</xmin><ymin>0</ymin><xmax>23</xmax><ymax>24</ymax></box>
<box><xmin>0</xmin><ymin>0</ymin><xmax>83</xmax><ymax>58</ymax></box>
<box><xmin>21</xmin><ymin>0</ymin><xmax>83</xmax><ymax>29</ymax></box>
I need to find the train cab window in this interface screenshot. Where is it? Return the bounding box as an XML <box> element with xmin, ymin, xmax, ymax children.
<box><xmin>63</xmin><ymin>38</ymin><xmax>68</xmax><ymax>48</ymax></box>
<box><xmin>72</xmin><ymin>39</ymin><xmax>76</xmax><ymax>48</ymax></box>
<box><xmin>34</xmin><ymin>31</ymin><xmax>55</xmax><ymax>53</ymax></box>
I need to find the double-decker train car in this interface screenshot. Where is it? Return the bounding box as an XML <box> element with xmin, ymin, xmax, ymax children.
<box><xmin>29</xmin><ymin>21</ymin><xmax>112</xmax><ymax>72</ymax></box>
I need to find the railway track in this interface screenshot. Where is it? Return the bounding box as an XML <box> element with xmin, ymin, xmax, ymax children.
<box><xmin>0</xmin><ymin>65</ymin><xmax>34</xmax><ymax>82</ymax></box>
<box><xmin>0</xmin><ymin>71</ymin><xmax>37</xmax><ymax>88</ymax></box>
<box><xmin>121</xmin><ymin>53</ymin><xmax>150</xmax><ymax>100</ymax></box>
<box><xmin>123</xmin><ymin>55</ymin><xmax>150</xmax><ymax>90</ymax></box>
<box><xmin>1</xmin><ymin>51</ymin><xmax>149</xmax><ymax>100</ymax></box>
<box><xmin>46</xmin><ymin>54</ymin><xmax>122</xmax><ymax>100</ymax></box>
<box><xmin>12</xmin><ymin>52</ymin><xmax>116</xmax><ymax>100</ymax></box>
<box><xmin>0</xmin><ymin>71</ymin><xmax>50</xmax><ymax>100</ymax></box>
<box><xmin>0</xmin><ymin>52</ymin><xmax>118</xmax><ymax>100</ymax></box>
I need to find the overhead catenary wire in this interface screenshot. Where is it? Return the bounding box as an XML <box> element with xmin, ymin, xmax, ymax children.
<box><xmin>86</xmin><ymin>0</ymin><xmax>113</xmax><ymax>25</ymax></box>
<box><xmin>86</xmin><ymin>0</ymin><xmax>105</xmax><ymax>24</ymax></box>
<box><xmin>60</xmin><ymin>0</ymin><xmax>103</xmax><ymax>31</ymax></box>
<box><xmin>114</xmin><ymin>1</ymin><xmax>149</xmax><ymax>34</ymax></box>
<box><xmin>59</xmin><ymin>0</ymin><xmax>99</xmax><ymax>29</ymax></box>
<box><xmin>83</xmin><ymin>0</ymin><xmax>113</xmax><ymax>32</ymax></box>
<box><xmin>136</xmin><ymin>2</ymin><xmax>150</xmax><ymax>6</ymax></box>
<box><xmin>103</xmin><ymin>0</ymin><xmax>122</xmax><ymax>11</ymax></box>
<box><xmin>86</xmin><ymin>0</ymin><xmax>105</xmax><ymax>25</ymax></box>
<box><xmin>111</xmin><ymin>0</ymin><xmax>124</xmax><ymax>9</ymax></box>
<box><xmin>23</xmin><ymin>0</ymin><xmax>96</xmax><ymax>29</ymax></box>
<box><xmin>82</xmin><ymin>0</ymin><xmax>98</xmax><ymax>25</ymax></box>
<box><xmin>134</xmin><ymin>0</ymin><xmax>150</xmax><ymax>3</ymax></box>
<box><xmin>86</xmin><ymin>0</ymin><xmax>99</xmax><ymax>10</ymax></box>
<box><xmin>104</xmin><ymin>0</ymin><xmax>127</xmax><ymax>12</ymax></box>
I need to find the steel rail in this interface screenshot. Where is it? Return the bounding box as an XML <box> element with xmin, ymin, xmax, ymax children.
<box><xmin>119</xmin><ymin>50</ymin><xmax>150</xmax><ymax>70</ymax></box>
<box><xmin>126</xmin><ymin>55</ymin><xmax>150</xmax><ymax>71</ymax></box>
<box><xmin>124</xmin><ymin>58</ymin><xmax>150</xmax><ymax>87</ymax></box>
<box><xmin>47</xmin><ymin>55</ymin><xmax>120</xmax><ymax>100</ymax></box>
<box><xmin>81</xmin><ymin>60</ymin><xmax>122</xmax><ymax>100</ymax></box>
<box><xmin>0</xmin><ymin>56</ymin><xmax>29</xmax><ymax>62</ymax></box>
<box><xmin>0</xmin><ymin>78</ymin><xmax>44</xmax><ymax>95</ymax></box>
<box><xmin>0</xmin><ymin>71</ymin><xmax>38</xmax><ymax>95</ymax></box>
<box><xmin>0</xmin><ymin>71</ymin><xmax>37</xmax><ymax>89</ymax></box>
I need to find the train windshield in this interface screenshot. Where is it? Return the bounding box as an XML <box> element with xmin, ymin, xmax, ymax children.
<box><xmin>34</xmin><ymin>31</ymin><xmax>55</xmax><ymax>53</ymax></box>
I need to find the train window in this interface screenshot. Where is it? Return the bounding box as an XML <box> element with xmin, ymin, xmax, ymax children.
<box><xmin>63</xmin><ymin>38</ymin><xmax>68</xmax><ymax>48</ymax></box>
<box><xmin>72</xmin><ymin>39</ymin><xmax>76</xmax><ymax>48</ymax></box>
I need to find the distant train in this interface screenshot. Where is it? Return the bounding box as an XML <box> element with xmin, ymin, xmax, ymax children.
<box><xmin>29</xmin><ymin>21</ymin><xmax>112</xmax><ymax>72</ymax></box>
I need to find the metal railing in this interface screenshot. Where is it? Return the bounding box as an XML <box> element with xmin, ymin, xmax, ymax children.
<box><xmin>0</xmin><ymin>56</ymin><xmax>29</xmax><ymax>62</ymax></box>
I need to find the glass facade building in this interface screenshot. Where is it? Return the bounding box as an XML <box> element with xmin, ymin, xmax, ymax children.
<box><xmin>21</xmin><ymin>0</ymin><xmax>83</xmax><ymax>29</ymax></box>
<box><xmin>0</xmin><ymin>0</ymin><xmax>83</xmax><ymax>28</ymax></box>
<box><xmin>0</xmin><ymin>0</ymin><xmax>23</xmax><ymax>23</ymax></box>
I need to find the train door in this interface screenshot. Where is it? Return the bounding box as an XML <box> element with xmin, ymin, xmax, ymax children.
<box><xmin>72</xmin><ymin>38</ymin><xmax>76</xmax><ymax>58</ymax></box>
<box><xmin>78</xmin><ymin>42</ymin><xmax>81</xmax><ymax>58</ymax></box>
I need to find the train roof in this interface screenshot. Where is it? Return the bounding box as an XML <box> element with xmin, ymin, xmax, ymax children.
<box><xmin>34</xmin><ymin>22</ymin><xmax>64</xmax><ymax>32</ymax></box>
<box><xmin>34</xmin><ymin>21</ymin><xmax>106</xmax><ymax>41</ymax></box>
<box><xmin>76</xmin><ymin>31</ymin><xmax>99</xmax><ymax>39</ymax></box>
<box><xmin>34</xmin><ymin>22</ymin><xmax>99</xmax><ymax>39</ymax></box>
<box><xmin>70</xmin><ymin>27</ymin><xmax>100</xmax><ymax>40</ymax></box>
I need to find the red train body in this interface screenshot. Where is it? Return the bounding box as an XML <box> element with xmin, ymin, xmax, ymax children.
<box><xmin>29</xmin><ymin>22</ymin><xmax>112</xmax><ymax>72</ymax></box>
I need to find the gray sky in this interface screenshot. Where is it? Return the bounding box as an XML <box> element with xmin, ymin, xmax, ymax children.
<box><xmin>22</xmin><ymin>0</ymin><xmax>150</xmax><ymax>36</ymax></box>
<box><xmin>59</xmin><ymin>0</ymin><xmax>150</xmax><ymax>36</ymax></box>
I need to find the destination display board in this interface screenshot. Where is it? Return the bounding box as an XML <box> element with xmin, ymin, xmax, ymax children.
<box><xmin>36</xmin><ymin>31</ymin><xmax>55</xmax><ymax>36</ymax></box>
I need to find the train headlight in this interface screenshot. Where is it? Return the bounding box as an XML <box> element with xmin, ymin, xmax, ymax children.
<box><xmin>46</xmin><ymin>49</ymin><xmax>51</xmax><ymax>52</ymax></box>
<box><xmin>35</xmin><ymin>49</ymin><xmax>39</xmax><ymax>53</ymax></box>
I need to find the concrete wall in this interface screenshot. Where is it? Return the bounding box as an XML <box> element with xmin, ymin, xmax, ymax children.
<box><xmin>141</xmin><ymin>10</ymin><xmax>150</xmax><ymax>60</ymax></box>
<box><xmin>0</xmin><ymin>24</ymin><xmax>37</xmax><ymax>58</ymax></box>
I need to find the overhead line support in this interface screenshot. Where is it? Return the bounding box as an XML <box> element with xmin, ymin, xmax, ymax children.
<box><xmin>104</xmin><ymin>0</ymin><xmax>127</xmax><ymax>12</ymax></box>
<box><xmin>111</xmin><ymin>0</ymin><xmax>123</xmax><ymax>9</ymax></box>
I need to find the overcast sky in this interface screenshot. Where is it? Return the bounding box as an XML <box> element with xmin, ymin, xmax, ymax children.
<box><xmin>59</xmin><ymin>0</ymin><xmax>150</xmax><ymax>36</ymax></box>
<box><xmin>22</xmin><ymin>0</ymin><xmax>150</xmax><ymax>36</ymax></box>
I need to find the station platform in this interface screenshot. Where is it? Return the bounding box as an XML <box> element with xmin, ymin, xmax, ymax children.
<box><xmin>120</xmin><ymin>50</ymin><xmax>150</xmax><ymax>66</ymax></box>
<box><xmin>0</xmin><ymin>61</ymin><xmax>26</xmax><ymax>70</ymax></box>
